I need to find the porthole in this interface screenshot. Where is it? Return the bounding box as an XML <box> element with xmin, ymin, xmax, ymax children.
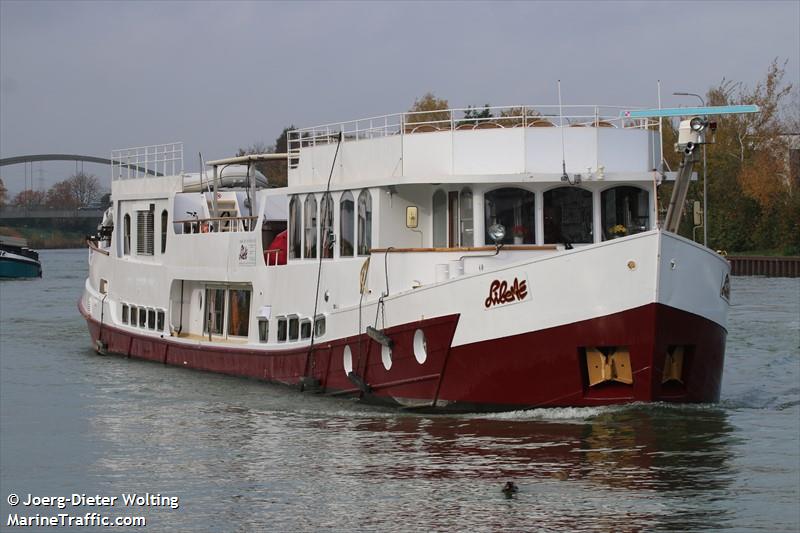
<box><xmin>413</xmin><ymin>329</ymin><xmax>427</xmax><ymax>364</ymax></box>
<box><xmin>381</xmin><ymin>344</ymin><xmax>392</xmax><ymax>370</ymax></box>
<box><xmin>343</xmin><ymin>345</ymin><xmax>353</xmax><ymax>375</ymax></box>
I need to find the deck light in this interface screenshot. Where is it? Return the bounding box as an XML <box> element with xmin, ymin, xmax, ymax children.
<box><xmin>690</xmin><ymin>116</ymin><xmax>707</xmax><ymax>132</ymax></box>
<box><xmin>488</xmin><ymin>223</ymin><xmax>506</xmax><ymax>245</ymax></box>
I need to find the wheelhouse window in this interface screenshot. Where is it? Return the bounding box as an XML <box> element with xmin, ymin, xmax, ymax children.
<box><xmin>320</xmin><ymin>193</ymin><xmax>334</xmax><ymax>259</ymax></box>
<box><xmin>123</xmin><ymin>214</ymin><xmax>131</xmax><ymax>255</ymax></box>
<box><xmin>432</xmin><ymin>190</ymin><xmax>447</xmax><ymax>247</ymax></box>
<box><xmin>203</xmin><ymin>288</ymin><xmax>225</xmax><ymax>335</ymax></box>
<box><xmin>227</xmin><ymin>289</ymin><xmax>251</xmax><ymax>337</ymax></box>
<box><xmin>340</xmin><ymin>191</ymin><xmax>355</xmax><ymax>257</ymax></box>
<box><xmin>161</xmin><ymin>210</ymin><xmax>168</xmax><ymax>254</ymax></box>
<box><xmin>484</xmin><ymin>188</ymin><xmax>535</xmax><ymax>245</ymax></box>
<box><xmin>601</xmin><ymin>186</ymin><xmax>650</xmax><ymax>240</ymax></box>
<box><xmin>304</xmin><ymin>194</ymin><xmax>317</xmax><ymax>259</ymax></box>
<box><xmin>357</xmin><ymin>190</ymin><xmax>372</xmax><ymax>255</ymax></box>
<box><xmin>544</xmin><ymin>187</ymin><xmax>593</xmax><ymax>244</ymax></box>
<box><xmin>136</xmin><ymin>207</ymin><xmax>155</xmax><ymax>256</ymax></box>
<box><xmin>288</xmin><ymin>316</ymin><xmax>299</xmax><ymax>341</ymax></box>
<box><xmin>289</xmin><ymin>196</ymin><xmax>301</xmax><ymax>259</ymax></box>
<box><xmin>460</xmin><ymin>188</ymin><xmax>474</xmax><ymax>246</ymax></box>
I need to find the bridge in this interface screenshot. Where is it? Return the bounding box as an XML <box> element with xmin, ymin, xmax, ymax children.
<box><xmin>0</xmin><ymin>154</ymin><xmax>161</xmax><ymax>176</ymax></box>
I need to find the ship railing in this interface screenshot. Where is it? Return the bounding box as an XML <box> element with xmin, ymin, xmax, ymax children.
<box><xmin>172</xmin><ymin>215</ymin><xmax>258</xmax><ymax>234</ymax></box>
<box><xmin>287</xmin><ymin>105</ymin><xmax>658</xmax><ymax>168</ymax></box>
<box><xmin>264</xmin><ymin>249</ymin><xmax>282</xmax><ymax>266</ymax></box>
<box><xmin>111</xmin><ymin>142</ymin><xmax>184</xmax><ymax>180</ymax></box>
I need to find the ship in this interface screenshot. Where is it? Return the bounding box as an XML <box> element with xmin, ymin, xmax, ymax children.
<box><xmin>1</xmin><ymin>235</ymin><xmax>42</xmax><ymax>278</ymax></box>
<box><xmin>80</xmin><ymin>103</ymin><xmax>757</xmax><ymax>412</ymax></box>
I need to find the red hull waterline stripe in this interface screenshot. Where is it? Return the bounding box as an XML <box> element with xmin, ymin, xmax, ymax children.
<box><xmin>80</xmin><ymin>302</ymin><xmax>725</xmax><ymax>412</ymax></box>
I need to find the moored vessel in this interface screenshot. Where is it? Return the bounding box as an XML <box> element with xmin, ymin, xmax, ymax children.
<box><xmin>80</xmin><ymin>103</ymin><xmax>756</xmax><ymax>411</ymax></box>
<box><xmin>1</xmin><ymin>235</ymin><xmax>42</xmax><ymax>278</ymax></box>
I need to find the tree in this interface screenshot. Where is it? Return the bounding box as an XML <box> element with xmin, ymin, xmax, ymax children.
<box><xmin>0</xmin><ymin>178</ymin><xmax>7</xmax><ymax>206</ymax></box>
<box><xmin>47</xmin><ymin>179</ymin><xmax>79</xmax><ymax>209</ymax></box>
<box><xmin>406</xmin><ymin>92</ymin><xmax>450</xmax><ymax>126</ymax></box>
<box><xmin>237</xmin><ymin>125</ymin><xmax>295</xmax><ymax>188</ymax></box>
<box><xmin>704</xmin><ymin>59</ymin><xmax>795</xmax><ymax>252</ymax></box>
<box><xmin>458</xmin><ymin>104</ymin><xmax>493</xmax><ymax>126</ymax></box>
<box><xmin>654</xmin><ymin>59</ymin><xmax>796</xmax><ymax>253</ymax></box>
<box><xmin>497</xmin><ymin>107</ymin><xmax>541</xmax><ymax>127</ymax></box>
<box><xmin>46</xmin><ymin>172</ymin><xmax>101</xmax><ymax>208</ymax></box>
<box><xmin>12</xmin><ymin>189</ymin><xmax>46</xmax><ymax>208</ymax></box>
<box><xmin>68</xmin><ymin>171</ymin><xmax>101</xmax><ymax>206</ymax></box>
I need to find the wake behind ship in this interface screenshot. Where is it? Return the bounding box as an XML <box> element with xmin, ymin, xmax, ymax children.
<box><xmin>80</xmin><ymin>103</ymin><xmax>757</xmax><ymax>412</ymax></box>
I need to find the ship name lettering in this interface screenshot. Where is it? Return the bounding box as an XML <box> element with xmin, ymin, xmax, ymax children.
<box><xmin>485</xmin><ymin>278</ymin><xmax>528</xmax><ymax>308</ymax></box>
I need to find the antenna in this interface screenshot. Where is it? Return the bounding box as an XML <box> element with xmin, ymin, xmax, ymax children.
<box><xmin>558</xmin><ymin>80</ymin><xmax>568</xmax><ymax>181</ymax></box>
<box><xmin>656</xmin><ymin>80</ymin><xmax>664</xmax><ymax>228</ymax></box>
<box><xmin>657</xmin><ymin>80</ymin><xmax>665</xmax><ymax>171</ymax></box>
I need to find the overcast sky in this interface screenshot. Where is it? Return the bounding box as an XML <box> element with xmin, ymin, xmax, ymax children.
<box><xmin>1</xmin><ymin>0</ymin><xmax>798</xmax><ymax>194</ymax></box>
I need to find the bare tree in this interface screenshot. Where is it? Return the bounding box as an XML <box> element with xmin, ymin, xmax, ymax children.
<box><xmin>68</xmin><ymin>171</ymin><xmax>101</xmax><ymax>206</ymax></box>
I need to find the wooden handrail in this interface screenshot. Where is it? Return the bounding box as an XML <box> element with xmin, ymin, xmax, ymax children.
<box><xmin>369</xmin><ymin>245</ymin><xmax>558</xmax><ymax>253</ymax></box>
<box><xmin>173</xmin><ymin>215</ymin><xmax>258</xmax><ymax>224</ymax></box>
<box><xmin>86</xmin><ymin>238</ymin><xmax>110</xmax><ymax>256</ymax></box>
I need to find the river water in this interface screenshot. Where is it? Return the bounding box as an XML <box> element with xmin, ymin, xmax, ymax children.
<box><xmin>1</xmin><ymin>249</ymin><xmax>798</xmax><ymax>532</ymax></box>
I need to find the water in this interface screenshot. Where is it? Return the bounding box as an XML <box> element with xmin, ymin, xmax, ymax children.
<box><xmin>1</xmin><ymin>249</ymin><xmax>798</xmax><ymax>532</ymax></box>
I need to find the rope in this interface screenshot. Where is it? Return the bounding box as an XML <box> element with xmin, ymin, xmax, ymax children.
<box><xmin>305</xmin><ymin>131</ymin><xmax>343</xmax><ymax>377</ymax></box>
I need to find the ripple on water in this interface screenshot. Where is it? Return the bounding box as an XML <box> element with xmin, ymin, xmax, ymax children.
<box><xmin>1</xmin><ymin>254</ymin><xmax>798</xmax><ymax>532</ymax></box>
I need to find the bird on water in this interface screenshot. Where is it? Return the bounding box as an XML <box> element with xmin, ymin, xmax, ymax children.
<box><xmin>502</xmin><ymin>481</ymin><xmax>518</xmax><ymax>497</ymax></box>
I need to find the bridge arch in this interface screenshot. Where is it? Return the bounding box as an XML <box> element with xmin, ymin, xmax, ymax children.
<box><xmin>0</xmin><ymin>154</ymin><xmax>161</xmax><ymax>176</ymax></box>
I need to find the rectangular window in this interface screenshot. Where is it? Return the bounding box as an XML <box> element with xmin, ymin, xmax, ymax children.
<box><xmin>99</xmin><ymin>279</ymin><xmax>108</xmax><ymax>294</ymax></box>
<box><xmin>147</xmin><ymin>309</ymin><xmax>156</xmax><ymax>330</ymax></box>
<box><xmin>227</xmin><ymin>289</ymin><xmax>251</xmax><ymax>337</ymax></box>
<box><xmin>277</xmin><ymin>317</ymin><xmax>287</xmax><ymax>342</ymax></box>
<box><xmin>139</xmin><ymin>307</ymin><xmax>147</xmax><ymax>328</ymax></box>
<box><xmin>300</xmin><ymin>319</ymin><xmax>312</xmax><ymax>340</ymax></box>
<box><xmin>122</xmin><ymin>304</ymin><xmax>129</xmax><ymax>324</ymax></box>
<box><xmin>258</xmin><ymin>319</ymin><xmax>269</xmax><ymax>342</ymax></box>
<box><xmin>157</xmin><ymin>310</ymin><xmax>165</xmax><ymax>331</ymax></box>
<box><xmin>314</xmin><ymin>315</ymin><xmax>326</xmax><ymax>337</ymax></box>
<box><xmin>136</xmin><ymin>208</ymin><xmax>155</xmax><ymax>256</ymax></box>
<box><xmin>203</xmin><ymin>288</ymin><xmax>225</xmax><ymax>335</ymax></box>
<box><xmin>130</xmin><ymin>306</ymin><xmax>137</xmax><ymax>326</ymax></box>
<box><xmin>288</xmin><ymin>316</ymin><xmax>299</xmax><ymax>341</ymax></box>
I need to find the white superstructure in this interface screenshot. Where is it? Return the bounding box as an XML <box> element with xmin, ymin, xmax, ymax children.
<box><xmin>80</xmin><ymin>103</ymin><xmax>740</xmax><ymax>409</ymax></box>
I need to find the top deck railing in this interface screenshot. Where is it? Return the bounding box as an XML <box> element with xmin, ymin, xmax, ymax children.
<box><xmin>111</xmin><ymin>142</ymin><xmax>183</xmax><ymax>180</ymax></box>
<box><xmin>287</xmin><ymin>105</ymin><xmax>658</xmax><ymax>169</ymax></box>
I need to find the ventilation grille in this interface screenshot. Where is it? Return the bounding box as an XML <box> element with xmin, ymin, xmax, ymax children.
<box><xmin>136</xmin><ymin>209</ymin><xmax>154</xmax><ymax>256</ymax></box>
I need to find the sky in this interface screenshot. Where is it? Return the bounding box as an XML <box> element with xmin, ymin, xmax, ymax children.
<box><xmin>1</xmin><ymin>0</ymin><xmax>798</xmax><ymax>195</ymax></box>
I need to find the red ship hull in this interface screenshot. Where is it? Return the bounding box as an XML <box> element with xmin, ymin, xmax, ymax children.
<box><xmin>80</xmin><ymin>302</ymin><xmax>725</xmax><ymax>412</ymax></box>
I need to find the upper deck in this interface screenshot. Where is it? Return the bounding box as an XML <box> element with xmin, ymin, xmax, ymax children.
<box><xmin>287</xmin><ymin>104</ymin><xmax>662</xmax><ymax>190</ymax></box>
